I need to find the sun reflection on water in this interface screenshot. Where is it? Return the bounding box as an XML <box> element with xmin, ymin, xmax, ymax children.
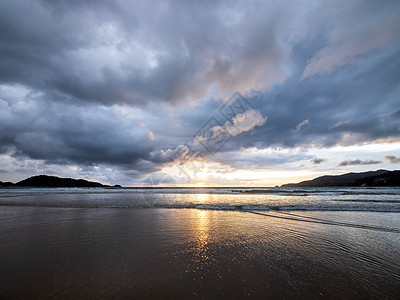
<box><xmin>189</xmin><ymin>209</ymin><xmax>211</xmax><ymax>270</ymax></box>
<box><xmin>196</xmin><ymin>210</ymin><xmax>209</xmax><ymax>248</ymax></box>
<box><xmin>196</xmin><ymin>193</ymin><xmax>207</xmax><ymax>202</ymax></box>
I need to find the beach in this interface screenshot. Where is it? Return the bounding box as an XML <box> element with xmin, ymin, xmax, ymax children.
<box><xmin>2</xmin><ymin>1</ymin><xmax>400</xmax><ymax>298</ymax></box>
<box><xmin>1</xmin><ymin>205</ymin><xmax>399</xmax><ymax>299</ymax></box>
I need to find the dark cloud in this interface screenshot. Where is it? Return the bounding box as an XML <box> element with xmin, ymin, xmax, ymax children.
<box><xmin>0</xmin><ymin>0</ymin><xmax>296</xmax><ymax>106</ymax></box>
<box><xmin>385</xmin><ymin>155</ymin><xmax>400</xmax><ymax>164</ymax></box>
<box><xmin>0</xmin><ymin>0</ymin><xmax>399</xmax><ymax>184</ymax></box>
<box><xmin>224</xmin><ymin>41</ymin><xmax>400</xmax><ymax>151</ymax></box>
<box><xmin>337</xmin><ymin>159</ymin><xmax>382</xmax><ymax>167</ymax></box>
<box><xmin>0</xmin><ymin>86</ymin><xmax>157</xmax><ymax>170</ymax></box>
<box><xmin>312</xmin><ymin>158</ymin><xmax>326</xmax><ymax>165</ymax></box>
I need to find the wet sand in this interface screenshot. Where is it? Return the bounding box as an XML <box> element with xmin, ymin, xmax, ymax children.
<box><xmin>0</xmin><ymin>207</ymin><xmax>399</xmax><ymax>299</ymax></box>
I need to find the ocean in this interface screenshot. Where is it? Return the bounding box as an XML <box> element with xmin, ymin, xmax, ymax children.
<box><xmin>0</xmin><ymin>187</ymin><xmax>399</xmax><ymax>298</ymax></box>
<box><xmin>1</xmin><ymin>186</ymin><xmax>399</xmax><ymax>212</ymax></box>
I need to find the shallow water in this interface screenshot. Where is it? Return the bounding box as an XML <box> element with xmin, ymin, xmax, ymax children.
<box><xmin>0</xmin><ymin>186</ymin><xmax>399</xmax><ymax>211</ymax></box>
<box><xmin>0</xmin><ymin>206</ymin><xmax>399</xmax><ymax>298</ymax></box>
<box><xmin>0</xmin><ymin>188</ymin><xmax>399</xmax><ymax>298</ymax></box>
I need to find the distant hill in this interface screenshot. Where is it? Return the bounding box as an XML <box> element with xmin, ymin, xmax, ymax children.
<box><xmin>11</xmin><ymin>175</ymin><xmax>111</xmax><ymax>187</ymax></box>
<box><xmin>282</xmin><ymin>170</ymin><xmax>400</xmax><ymax>187</ymax></box>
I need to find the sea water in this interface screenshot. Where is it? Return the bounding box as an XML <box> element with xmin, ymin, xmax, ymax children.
<box><xmin>0</xmin><ymin>187</ymin><xmax>399</xmax><ymax>298</ymax></box>
<box><xmin>0</xmin><ymin>186</ymin><xmax>399</xmax><ymax>212</ymax></box>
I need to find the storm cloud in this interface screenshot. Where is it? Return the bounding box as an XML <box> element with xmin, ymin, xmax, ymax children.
<box><xmin>0</xmin><ymin>0</ymin><xmax>399</xmax><ymax>185</ymax></box>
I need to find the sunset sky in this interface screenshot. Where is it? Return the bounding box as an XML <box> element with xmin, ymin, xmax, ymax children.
<box><xmin>0</xmin><ymin>0</ymin><xmax>399</xmax><ymax>186</ymax></box>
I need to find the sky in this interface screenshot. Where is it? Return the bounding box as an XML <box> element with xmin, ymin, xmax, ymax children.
<box><xmin>0</xmin><ymin>0</ymin><xmax>399</xmax><ymax>186</ymax></box>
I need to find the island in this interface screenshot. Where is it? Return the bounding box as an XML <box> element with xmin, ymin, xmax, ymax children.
<box><xmin>281</xmin><ymin>169</ymin><xmax>400</xmax><ymax>187</ymax></box>
<box><xmin>0</xmin><ymin>175</ymin><xmax>122</xmax><ymax>188</ymax></box>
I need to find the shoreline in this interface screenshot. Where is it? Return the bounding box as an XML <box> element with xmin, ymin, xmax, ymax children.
<box><xmin>1</xmin><ymin>203</ymin><xmax>400</xmax><ymax>214</ymax></box>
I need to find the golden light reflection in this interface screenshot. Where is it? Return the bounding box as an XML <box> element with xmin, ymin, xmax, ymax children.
<box><xmin>196</xmin><ymin>193</ymin><xmax>207</xmax><ymax>202</ymax></box>
<box><xmin>196</xmin><ymin>210</ymin><xmax>209</xmax><ymax>248</ymax></box>
<box><xmin>189</xmin><ymin>209</ymin><xmax>211</xmax><ymax>267</ymax></box>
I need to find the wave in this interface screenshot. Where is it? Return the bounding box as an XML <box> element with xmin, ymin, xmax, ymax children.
<box><xmin>235</xmin><ymin>189</ymin><xmax>400</xmax><ymax>196</ymax></box>
<box><xmin>0</xmin><ymin>202</ymin><xmax>399</xmax><ymax>213</ymax></box>
<box><xmin>1</xmin><ymin>186</ymin><xmax>399</xmax><ymax>196</ymax></box>
<box><xmin>0</xmin><ymin>187</ymin><xmax>399</xmax><ymax>213</ymax></box>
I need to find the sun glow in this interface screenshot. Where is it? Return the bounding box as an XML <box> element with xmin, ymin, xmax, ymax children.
<box><xmin>196</xmin><ymin>193</ymin><xmax>207</xmax><ymax>202</ymax></box>
<box><xmin>151</xmin><ymin>140</ymin><xmax>400</xmax><ymax>187</ymax></box>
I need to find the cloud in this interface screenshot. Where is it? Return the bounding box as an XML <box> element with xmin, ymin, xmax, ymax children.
<box><xmin>385</xmin><ymin>155</ymin><xmax>400</xmax><ymax>164</ymax></box>
<box><xmin>0</xmin><ymin>84</ymin><xmax>157</xmax><ymax>170</ymax></box>
<box><xmin>194</xmin><ymin>109</ymin><xmax>267</xmax><ymax>146</ymax></box>
<box><xmin>337</xmin><ymin>159</ymin><xmax>382</xmax><ymax>167</ymax></box>
<box><xmin>311</xmin><ymin>158</ymin><xmax>326</xmax><ymax>165</ymax></box>
<box><xmin>0</xmin><ymin>0</ymin><xmax>298</xmax><ymax>105</ymax></box>
<box><xmin>150</xmin><ymin>145</ymin><xmax>190</xmax><ymax>164</ymax></box>
<box><xmin>154</xmin><ymin>107</ymin><xmax>268</xmax><ymax>166</ymax></box>
<box><xmin>292</xmin><ymin>119</ymin><xmax>310</xmax><ymax>132</ymax></box>
<box><xmin>0</xmin><ymin>1</ymin><xmax>400</xmax><ymax>184</ymax></box>
<box><xmin>141</xmin><ymin>172</ymin><xmax>177</xmax><ymax>186</ymax></box>
<box><xmin>213</xmin><ymin>148</ymin><xmax>313</xmax><ymax>170</ymax></box>
<box><xmin>148</xmin><ymin>131</ymin><xmax>156</xmax><ymax>141</ymax></box>
<box><xmin>302</xmin><ymin>1</ymin><xmax>400</xmax><ymax>79</ymax></box>
<box><xmin>330</xmin><ymin>119</ymin><xmax>351</xmax><ymax>129</ymax></box>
